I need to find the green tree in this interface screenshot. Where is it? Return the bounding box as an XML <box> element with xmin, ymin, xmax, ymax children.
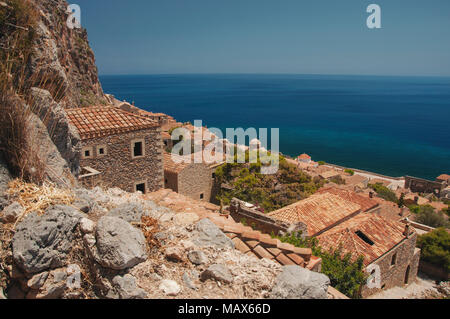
<box><xmin>417</xmin><ymin>228</ymin><xmax>450</xmax><ymax>272</ymax></box>
<box><xmin>369</xmin><ymin>183</ymin><xmax>398</xmax><ymax>204</ymax></box>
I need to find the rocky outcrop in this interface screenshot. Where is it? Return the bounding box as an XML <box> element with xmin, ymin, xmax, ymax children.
<box><xmin>193</xmin><ymin>218</ymin><xmax>235</xmax><ymax>249</ymax></box>
<box><xmin>270</xmin><ymin>265</ymin><xmax>330</xmax><ymax>299</ymax></box>
<box><xmin>12</xmin><ymin>205</ymin><xmax>83</xmax><ymax>274</ymax></box>
<box><xmin>27</xmin><ymin>0</ymin><xmax>106</xmax><ymax>108</ymax></box>
<box><xmin>92</xmin><ymin>216</ymin><xmax>148</xmax><ymax>270</ymax></box>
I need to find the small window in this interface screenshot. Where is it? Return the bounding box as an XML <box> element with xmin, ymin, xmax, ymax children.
<box><xmin>165</xmin><ymin>178</ymin><xmax>168</xmax><ymax>184</ymax></box>
<box><xmin>96</xmin><ymin>145</ymin><xmax>107</xmax><ymax>157</ymax></box>
<box><xmin>200</xmin><ymin>193</ymin><xmax>204</xmax><ymax>200</ymax></box>
<box><xmin>135</xmin><ymin>182</ymin><xmax>146</xmax><ymax>194</ymax></box>
<box><xmin>131</xmin><ymin>139</ymin><xmax>145</xmax><ymax>158</ymax></box>
<box><xmin>82</xmin><ymin>146</ymin><xmax>93</xmax><ymax>159</ymax></box>
<box><xmin>355</xmin><ymin>230</ymin><xmax>374</xmax><ymax>246</ymax></box>
<box><xmin>391</xmin><ymin>253</ymin><xmax>397</xmax><ymax>266</ymax></box>
<box><xmin>212</xmin><ymin>172</ymin><xmax>216</xmax><ymax>179</ymax></box>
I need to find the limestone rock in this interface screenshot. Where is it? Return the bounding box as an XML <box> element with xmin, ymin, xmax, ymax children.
<box><xmin>79</xmin><ymin>217</ymin><xmax>95</xmax><ymax>233</ymax></box>
<box><xmin>159</xmin><ymin>279</ymin><xmax>181</xmax><ymax>296</ymax></box>
<box><xmin>165</xmin><ymin>246</ymin><xmax>184</xmax><ymax>262</ymax></box>
<box><xmin>187</xmin><ymin>250</ymin><xmax>208</xmax><ymax>265</ymax></box>
<box><xmin>193</xmin><ymin>219</ymin><xmax>234</xmax><ymax>249</ymax></box>
<box><xmin>27</xmin><ymin>271</ymin><xmax>49</xmax><ymax>290</ymax></box>
<box><xmin>107</xmin><ymin>203</ymin><xmax>145</xmax><ymax>223</ymax></box>
<box><xmin>173</xmin><ymin>213</ymin><xmax>200</xmax><ymax>226</ymax></box>
<box><xmin>270</xmin><ymin>265</ymin><xmax>330</xmax><ymax>299</ymax></box>
<box><xmin>200</xmin><ymin>264</ymin><xmax>233</xmax><ymax>284</ymax></box>
<box><xmin>94</xmin><ymin>216</ymin><xmax>147</xmax><ymax>270</ymax></box>
<box><xmin>112</xmin><ymin>274</ymin><xmax>148</xmax><ymax>299</ymax></box>
<box><xmin>30</xmin><ymin>268</ymin><xmax>68</xmax><ymax>299</ymax></box>
<box><xmin>1</xmin><ymin>202</ymin><xmax>24</xmax><ymax>223</ymax></box>
<box><xmin>0</xmin><ymin>158</ymin><xmax>11</xmax><ymax>197</ymax></box>
<box><xmin>12</xmin><ymin>205</ymin><xmax>83</xmax><ymax>274</ymax></box>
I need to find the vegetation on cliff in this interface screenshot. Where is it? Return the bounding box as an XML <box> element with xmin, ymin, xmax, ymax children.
<box><xmin>215</xmin><ymin>151</ymin><xmax>324</xmax><ymax>212</ymax></box>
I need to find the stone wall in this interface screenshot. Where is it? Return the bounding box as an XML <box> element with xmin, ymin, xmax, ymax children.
<box><xmin>79</xmin><ymin>127</ymin><xmax>163</xmax><ymax>193</ymax></box>
<box><xmin>405</xmin><ymin>176</ymin><xmax>445</xmax><ymax>197</ymax></box>
<box><xmin>177</xmin><ymin>164</ymin><xmax>215</xmax><ymax>202</ymax></box>
<box><xmin>228</xmin><ymin>198</ymin><xmax>308</xmax><ymax>236</ymax></box>
<box><xmin>361</xmin><ymin>232</ymin><xmax>420</xmax><ymax>298</ymax></box>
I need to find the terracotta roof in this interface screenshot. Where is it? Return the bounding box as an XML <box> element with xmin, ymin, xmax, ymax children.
<box><xmin>66</xmin><ymin>106</ymin><xmax>158</xmax><ymax>139</ymax></box>
<box><xmin>317</xmin><ymin>187</ymin><xmax>379</xmax><ymax>212</ymax></box>
<box><xmin>317</xmin><ymin>213</ymin><xmax>408</xmax><ymax>266</ymax></box>
<box><xmin>298</xmin><ymin>153</ymin><xmax>311</xmax><ymax>160</ymax></box>
<box><xmin>145</xmin><ymin>189</ymin><xmax>321</xmax><ymax>270</ymax></box>
<box><xmin>267</xmin><ymin>193</ymin><xmax>361</xmax><ymax>236</ymax></box>
<box><xmin>163</xmin><ymin>152</ymin><xmax>190</xmax><ymax>173</ymax></box>
<box><xmin>437</xmin><ymin>174</ymin><xmax>450</xmax><ymax>181</ymax></box>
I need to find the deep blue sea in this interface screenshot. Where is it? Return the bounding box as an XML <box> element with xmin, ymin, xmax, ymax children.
<box><xmin>99</xmin><ymin>74</ymin><xmax>450</xmax><ymax>180</ymax></box>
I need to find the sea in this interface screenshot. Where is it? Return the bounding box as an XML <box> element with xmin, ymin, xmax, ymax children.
<box><xmin>99</xmin><ymin>74</ymin><xmax>450</xmax><ymax>180</ymax></box>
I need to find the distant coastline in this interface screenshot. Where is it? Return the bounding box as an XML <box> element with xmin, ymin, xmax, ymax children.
<box><xmin>100</xmin><ymin>74</ymin><xmax>450</xmax><ymax>180</ymax></box>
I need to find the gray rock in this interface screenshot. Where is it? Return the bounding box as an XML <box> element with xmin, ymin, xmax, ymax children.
<box><xmin>79</xmin><ymin>217</ymin><xmax>95</xmax><ymax>233</ymax></box>
<box><xmin>31</xmin><ymin>268</ymin><xmax>68</xmax><ymax>299</ymax></box>
<box><xmin>270</xmin><ymin>265</ymin><xmax>330</xmax><ymax>299</ymax></box>
<box><xmin>165</xmin><ymin>246</ymin><xmax>184</xmax><ymax>262</ymax></box>
<box><xmin>0</xmin><ymin>158</ymin><xmax>12</xmax><ymax>196</ymax></box>
<box><xmin>159</xmin><ymin>279</ymin><xmax>181</xmax><ymax>296</ymax></box>
<box><xmin>94</xmin><ymin>216</ymin><xmax>147</xmax><ymax>270</ymax></box>
<box><xmin>112</xmin><ymin>274</ymin><xmax>148</xmax><ymax>299</ymax></box>
<box><xmin>27</xmin><ymin>271</ymin><xmax>49</xmax><ymax>290</ymax></box>
<box><xmin>12</xmin><ymin>205</ymin><xmax>83</xmax><ymax>274</ymax></box>
<box><xmin>187</xmin><ymin>250</ymin><xmax>208</xmax><ymax>265</ymax></box>
<box><xmin>183</xmin><ymin>271</ymin><xmax>199</xmax><ymax>290</ymax></box>
<box><xmin>193</xmin><ymin>219</ymin><xmax>234</xmax><ymax>249</ymax></box>
<box><xmin>200</xmin><ymin>264</ymin><xmax>233</xmax><ymax>284</ymax></box>
<box><xmin>107</xmin><ymin>203</ymin><xmax>145</xmax><ymax>223</ymax></box>
<box><xmin>1</xmin><ymin>202</ymin><xmax>24</xmax><ymax>223</ymax></box>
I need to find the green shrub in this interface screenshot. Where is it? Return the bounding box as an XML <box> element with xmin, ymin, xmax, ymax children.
<box><xmin>417</xmin><ymin>228</ymin><xmax>450</xmax><ymax>272</ymax></box>
<box><xmin>369</xmin><ymin>183</ymin><xmax>398</xmax><ymax>204</ymax></box>
<box><xmin>318</xmin><ymin>161</ymin><xmax>325</xmax><ymax>166</ymax></box>
<box><xmin>345</xmin><ymin>169</ymin><xmax>355</xmax><ymax>176</ymax></box>
<box><xmin>413</xmin><ymin>206</ymin><xmax>450</xmax><ymax>228</ymax></box>
<box><xmin>277</xmin><ymin>233</ymin><xmax>367</xmax><ymax>298</ymax></box>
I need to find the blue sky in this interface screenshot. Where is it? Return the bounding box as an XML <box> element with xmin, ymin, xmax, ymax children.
<box><xmin>73</xmin><ymin>0</ymin><xmax>450</xmax><ymax>76</ymax></box>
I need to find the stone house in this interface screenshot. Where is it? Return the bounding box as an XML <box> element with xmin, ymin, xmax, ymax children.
<box><xmin>67</xmin><ymin>106</ymin><xmax>164</xmax><ymax>193</ymax></box>
<box><xmin>163</xmin><ymin>152</ymin><xmax>223</xmax><ymax>202</ymax></box>
<box><xmin>297</xmin><ymin>153</ymin><xmax>311</xmax><ymax>163</ymax></box>
<box><xmin>266</xmin><ymin>187</ymin><xmax>420</xmax><ymax>297</ymax></box>
<box><xmin>436</xmin><ymin>174</ymin><xmax>450</xmax><ymax>185</ymax></box>
<box><xmin>405</xmin><ymin>175</ymin><xmax>446</xmax><ymax>197</ymax></box>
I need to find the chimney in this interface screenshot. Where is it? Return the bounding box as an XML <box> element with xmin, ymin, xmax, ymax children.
<box><xmin>403</xmin><ymin>223</ymin><xmax>411</xmax><ymax>238</ymax></box>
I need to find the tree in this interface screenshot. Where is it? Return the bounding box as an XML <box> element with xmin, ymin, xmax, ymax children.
<box><xmin>369</xmin><ymin>183</ymin><xmax>398</xmax><ymax>204</ymax></box>
<box><xmin>414</xmin><ymin>206</ymin><xmax>450</xmax><ymax>228</ymax></box>
<box><xmin>417</xmin><ymin>228</ymin><xmax>450</xmax><ymax>272</ymax></box>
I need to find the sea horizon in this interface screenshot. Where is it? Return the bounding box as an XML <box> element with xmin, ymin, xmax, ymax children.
<box><xmin>99</xmin><ymin>73</ymin><xmax>450</xmax><ymax>180</ymax></box>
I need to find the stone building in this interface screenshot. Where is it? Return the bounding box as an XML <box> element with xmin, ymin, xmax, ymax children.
<box><xmin>67</xmin><ymin>106</ymin><xmax>164</xmax><ymax>193</ymax></box>
<box><xmin>266</xmin><ymin>187</ymin><xmax>420</xmax><ymax>297</ymax></box>
<box><xmin>405</xmin><ymin>175</ymin><xmax>446</xmax><ymax>197</ymax></box>
<box><xmin>163</xmin><ymin>152</ymin><xmax>222</xmax><ymax>202</ymax></box>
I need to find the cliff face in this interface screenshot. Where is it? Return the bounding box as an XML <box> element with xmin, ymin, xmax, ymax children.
<box><xmin>27</xmin><ymin>0</ymin><xmax>106</xmax><ymax>108</ymax></box>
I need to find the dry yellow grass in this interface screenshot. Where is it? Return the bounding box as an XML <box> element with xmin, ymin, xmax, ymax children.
<box><xmin>6</xmin><ymin>179</ymin><xmax>74</xmax><ymax>228</ymax></box>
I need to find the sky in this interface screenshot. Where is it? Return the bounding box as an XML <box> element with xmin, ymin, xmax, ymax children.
<box><xmin>72</xmin><ymin>0</ymin><xmax>450</xmax><ymax>76</ymax></box>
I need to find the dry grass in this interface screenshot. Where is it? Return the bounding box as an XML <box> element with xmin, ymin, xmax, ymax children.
<box><xmin>135</xmin><ymin>216</ymin><xmax>160</xmax><ymax>250</ymax></box>
<box><xmin>6</xmin><ymin>179</ymin><xmax>74</xmax><ymax>228</ymax></box>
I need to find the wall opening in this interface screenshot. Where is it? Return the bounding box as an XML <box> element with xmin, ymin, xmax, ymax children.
<box><xmin>404</xmin><ymin>265</ymin><xmax>410</xmax><ymax>284</ymax></box>
<box><xmin>133</xmin><ymin>141</ymin><xmax>143</xmax><ymax>157</ymax></box>
<box><xmin>355</xmin><ymin>230</ymin><xmax>374</xmax><ymax>246</ymax></box>
<box><xmin>391</xmin><ymin>253</ymin><xmax>397</xmax><ymax>266</ymax></box>
<box><xmin>135</xmin><ymin>182</ymin><xmax>146</xmax><ymax>194</ymax></box>
<box><xmin>200</xmin><ymin>193</ymin><xmax>204</xmax><ymax>200</ymax></box>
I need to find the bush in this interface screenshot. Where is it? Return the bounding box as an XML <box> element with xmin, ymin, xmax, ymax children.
<box><xmin>318</xmin><ymin>161</ymin><xmax>325</xmax><ymax>166</ymax></box>
<box><xmin>369</xmin><ymin>183</ymin><xmax>398</xmax><ymax>204</ymax></box>
<box><xmin>417</xmin><ymin>228</ymin><xmax>450</xmax><ymax>273</ymax></box>
<box><xmin>345</xmin><ymin>169</ymin><xmax>355</xmax><ymax>176</ymax></box>
<box><xmin>277</xmin><ymin>233</ymin><xmax>367</xmax><ymax>298</ymax></box>
<box><xmin>413</xmin><ymin>206</ymin><xmax>450</xmax><ymax>228</ymax></box>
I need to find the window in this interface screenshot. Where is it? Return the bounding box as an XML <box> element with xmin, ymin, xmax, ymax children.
<box><xmin>96</xmin><ymin>145</ymin><xmax>107</xmax><ymax>157</ymax></box>
<box><xmin>391</xmin><ymin>253</ymin><xmax>397</xmax><ymax>266</ymax></box>
<box><xmin>355</xmin><ymin>230</ymin><xmax>374</xmax><ymax>246</ymax></box>
<box><xmin>82</xmin><ymin>146</ymin><xmax>93</xmax><ymax>159</ymax></box>
<box><xmin>135</xmin><ymin>182</ymin><xmax>146</xmax><ymax>194</ymax></box>
<box><xmin>212</xmin><ymin>172</ymin><xmax>216</xmax><ymax>179</ymax></box>
<box><xmin>165</xmin><ymin>178</ymin><xmax>168</xmax><ymax>184</ymax></box>
<box><xmin>131</xmin><ymin>139</ymin><xmax>145</xmax><ymax>158</ymax></box>
<box><xmin>200</xmin><ymin>193</ymin><xmax>204</xmax><ymax>200</ymax></box>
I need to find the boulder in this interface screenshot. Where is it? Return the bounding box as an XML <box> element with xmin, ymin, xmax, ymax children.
<box><xmin>94</xmin><ymin>216</ymin><xmax>147</xmax><ymax>270</ymax></box>
<box><xmin>107</xmin><ymin>203</ymin><xmax>145</xmax><ymax>223</ymax></box>
<box><xmin>27</xmin><ymin>271</ymin><xmax>49</xmax><ymax>290</ymax></box>
<box><xmin>1</xmin><ymin>202</ymin><xmax>24</xmax><ymax>223</ymax></box>
<box><xmin>270</xmin><ymin>265</ymin><xmax>330</xmax><ymax>299</ymax></box>
<box><xmin>79</xmin><ymin>217</ymin><xmax>95</xmax><ymax>233</ymax></box>
<box><xmin>165</xmin><ymin>246</ymin><xmax>184</xmax><ymax>262</ymax></box>
<box><xmin>28</xmin><ymin>268</ymin><xmax>68</xmax><ymax>299</ymax></box>
<box><xmin>12</xmin><ymin>205</ymin><xmax>83</xmax><ymax>274</ymax></box>
<box><xmin>159</xmin><ymin>279</ymin><xmax>181</xmax><ymax>296</ymax></box>
<box><xmin>111</xmin><ymin>274</ymin><xmax>148</xmax><ymax>299</ymax></box>
<box><xmin>173</xmin><ymin>213</ymin><xmax>200</xmax><ymax>226</ymax></box>
<box><xmin>187</xmin><ymin>250</ymin><xmax>208</xmax><ymax>265</ymax></box>
<box><xmin>0</xmin><ymin>158</ymin><xmax>11</xmax><ymax>197</ymax></box>
<box><xmin>200</xmin><ymin>264</ymin><xmax>233</xmax><ymax>284</ymax></box>
<box><xmin>193</xmin><ymin>219</ymin><xmax>234</xmax><ymax>249</ymax></box>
